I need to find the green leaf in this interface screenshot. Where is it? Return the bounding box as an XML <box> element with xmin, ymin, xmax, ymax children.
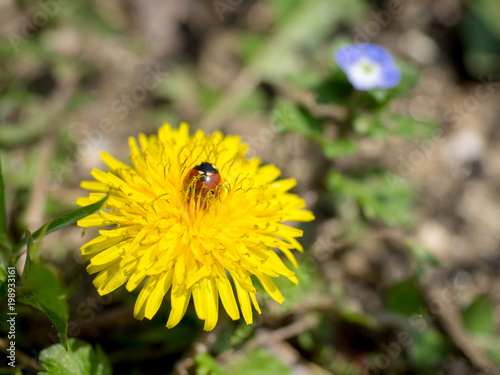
<box><xmin>198</xmin><ymin>85</ymin><xmax>223</xmax><ymax>112</ymax></box>
<box><xmin>320</xmin><ymin>138</ymin><xmax>358</xmax><ymax>159</ymax></box>
<box><xmin>39</xmin><ymin>338</ymin><xmax>112</xmax><ymax>375</ymax></box>
<box><xmin>195</xmin><ymin>353</ymin><xmax>228</xmax><ymax>375</ymax></box>
<box><xmin>353</xmin><ymin>112</ymin><xmax>436</xmax><ymax>142</ymax></box>
<box><xmin>15</xmin><ymin>195</ymin><xmax>108</xmax><ymax>251</ymax></box>
<box><xmin>0</xmin><ymin>152</ymin><xmax>10</xmax><ymax>285</ymax></box>
<box><xmin>388</xmin><ymin>115</ymin><xmax>437</xmax><ymax>140</ymax></box>
<box><xmin>385</xmin><ymin>279</ymin><xmax>425</xmax><ymax>316</ymax></box>
<box><xmin>462</xmin><ymin>295</ymin><xmax>495</xmax><ymax>335</ymax></box>
<box><xmin>0</xmin><ymin>156</ymin><xmax>6</xmax><ymax>240</ymax></box>
<box><xmin>315</xmin><ymin>72</ymin><xmax>353</xmax><ymax>106</ymax></box>
<box><xmin>328</xmin><ymin>170</ymin><xmax>415</xmax><ymax>227</ymax></box>
<box><xmin>461</xmin><ymin>0</ymin><xmax>500</xmax><ymax>76</ymax></box>
<box><xmin>403</xmin><ymin>241</ymin><xmax>440</xmax><ymax>279</ymax></box>
<box><xmin>272</xmin><ymin>100</ymin><xmax>356</xmax><ymax>159</ymax></box>
<box><xmin>0</xmin><ymin>369</ymin><xmax>22</xmax><ymax>375</ymax></box>
<box><xmin>272</xmin><ymin>100</ymin><xmax>323</xmax><ymax>136</ymax></box>
<box><xmin>235</xmin><ymin>88</ymin><xmax>266</xmax><ymax>114</ymax></box>
<box><xmin>0</xmin><ymin>245</ymin><xmax>10</xmax><ymax>290</ymax></box>
<box><xmin>17</xmin><ymin>226</ymin><xmax>69</xmax><ymax>348</ymax></box>
<box><xmin>353</xmin><ymin>114</ymin><xmax>389</xmax><ymax>140</ymax></box>
<box><xmin>224</xmin><ymin>348</ymin><xmax>293</xmax><ymax>375</ymax></box>
<box><xmin>409</xmin><ymin>328</ymin><xmax>448</xmax><ymax>368</ymax></box>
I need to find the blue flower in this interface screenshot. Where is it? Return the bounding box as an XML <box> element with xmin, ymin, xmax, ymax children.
<box><xmin>334</xmin><ymin>43</ymin><xmax>401</xmax><ymax>91</ymax></box>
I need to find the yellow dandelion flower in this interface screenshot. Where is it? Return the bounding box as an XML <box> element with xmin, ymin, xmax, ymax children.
<box><xmin>77</xmin><ymin>123</ymin><xmax>314</xmax><ymax>331</ymax></box>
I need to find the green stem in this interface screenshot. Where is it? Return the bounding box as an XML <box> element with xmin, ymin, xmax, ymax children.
<box><xmin>339</xmin><ymin>89</ymin><xmax>359</xmax><ymax>138</ymax></box>
<box><xmin>13</xmin><ymin>194</ymin><xmax>108</xmax><ymax>252</ymax></box>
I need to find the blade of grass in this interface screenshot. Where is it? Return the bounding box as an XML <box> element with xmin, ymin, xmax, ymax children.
<box><xmin>0</xmin><ymin>156</ymin><xmax>6</xmax><ymax>239</ymax></box>
<box><xmin>18</xmin><ymin>224</ymin><xmax>69</xmax><ymax>349</ymax></box>
<box><xmin>15</xmin><ymin>195</ymin><xmax>108</xmax><ymax>251</ymax></box>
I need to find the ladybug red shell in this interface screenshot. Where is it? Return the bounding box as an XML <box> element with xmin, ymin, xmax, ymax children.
<box><xmin>184</xmin><ymin>162</ymin><xmax>222</xmax><ymax>203</ymax></box>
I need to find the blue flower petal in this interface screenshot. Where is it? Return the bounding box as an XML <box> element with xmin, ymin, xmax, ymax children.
<box><xmin>334</xmin><ymin>45</ymin><xmax>363</xmax><ymax>69</ymax></box>
<box><xmin>379</xmin><ymin>68</ymin><xmax>401</xmax><ymax>89</ymax></box>
<box><xmin>334</xmin><ymin>43</ymin><xmax>401</xmax><ymax>91</ymax></box>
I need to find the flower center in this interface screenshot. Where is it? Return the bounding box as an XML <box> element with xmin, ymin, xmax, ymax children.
<box><xmin>346</xmin><ymin>57</ymin><xmax>382</xmax><ymax>89</ymax></box>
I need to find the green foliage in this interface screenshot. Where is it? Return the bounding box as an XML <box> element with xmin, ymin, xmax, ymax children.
<box><xmin>460</xmin><ymin>0</ymin><xmax>500</xmax><ymax>75</ymax></box>
<box><xmin>224</xmin><ymin>348</ymin><xmax>293</xmax><ymax>375</ymax></box>
<box><xmin>328</xmin><ymin>170</ymin><xmax>415</xmax><ymax>228</ymax></box>
<box><xmin>197</xmin><ymin>348</ymin><xmax>299</xmax><ymax>375</ymax></box>
<box><xmin>0</xmin><ymin>248</ymin><xmax>8</xmax><ymax>289</ymax></box>
<box><xmin>0</xmin><ymin>155</ymin><xmax>8</xmax><ymax>289</ymax></box>
<box><xmin>15</xmin><ymin>195</ymin><xmax>108</xmax><ymax>251</ymax></box>
<box><xmin>272</xmin><ymin>100</ymin><xmax>357</xmax><ymax>159</ymax></box>
<box><xmin>319</xmin><ymin>58</ymin><xmax>418</xmax><ymax>111</ymax></box>
<box><xmin>385</xmin><ymin>279</ymin><xmax>425</xmax><ymax>316</ymax></box>
<box><xmin>1</xmin><ymin>1</ymin><xmax>493</xmax><ymax>373</ymax></box>
<box><xmin>315</xmin><ymin>72</ymin><xmax>353</xmax><ymax>106</ymax></box>
<box><xmin>386</xmin><ymin>115</ymin><xmax>437</xmax><ymax>140</ymax></box>
<box><xmin>195</xmin><ymin>353</ymin><xmax>228</xmax><ymax>375</ymax></box>
<box><xmin>462</xmin><ymin>295</ymin><xmax>495</xmax><ymax>335</ymax></box>
<box><xmin>0</xmin><ymin>156</ymin><xmax>6</xmax><ymax>241</ymax></box>
<box><xmin>354</xmin><ymin>113</ymin><xmax>436</xmax><ymax>141</ymax></box>
<box><xmin>461</xmin><ymin>295</ymin><xmax>500</xmax><ymax>367</ymax></box>
<box><xmin>17</xmin><ymin>227</ymin><xmax>69</xmax><ymax>348</ymax></box>
<box><xmin>402</xmin><ymin>241</ymin><xmax>440</xmax><ymax>280</ymax></box>
<box><xmin>409</xmin><ymin>328</ymin><xmax>448</xmax><ymax>369</ymax></box>
<box><xmin>39</xmin><ymin>338</ymin><xmax>112</xmax><ymax>375</ymax></box>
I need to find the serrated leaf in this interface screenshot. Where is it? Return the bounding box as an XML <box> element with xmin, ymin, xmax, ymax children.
<box><xmin>15</xmin><ymin>195</ymin><xmax>108</xmax><ymax>251</ymax></box>
<box><xmin>462</xmin><ymin>295</ymin><xmax>495</xmax><ymax>335</ymax></box>
<box><xmin>17</xmin><ymin>226</ymin><xmax>69</xmax><ymax>348</ymax></box>
<box><xmin>39</xmin><ymin>338</ymin><xmax>112</xmax><ymax>375</ymax></box>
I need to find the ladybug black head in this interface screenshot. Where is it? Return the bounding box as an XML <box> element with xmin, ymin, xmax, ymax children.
<box><xmin>194</xmin><ymin>162</ymin><xmax>218</xmax><ymax>175</ymax></box>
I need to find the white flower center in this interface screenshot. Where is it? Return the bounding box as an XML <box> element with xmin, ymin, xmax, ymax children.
<box><xmin>347</xmin><ymin>57</ymin><xmax>382</xmax><ymax>88</ymax></box>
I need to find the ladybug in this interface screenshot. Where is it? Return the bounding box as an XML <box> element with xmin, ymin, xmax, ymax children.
<box><xmin>184</xmin><ymin>162</ymin><xmax>222</xmax><ymax>203</ymax></box>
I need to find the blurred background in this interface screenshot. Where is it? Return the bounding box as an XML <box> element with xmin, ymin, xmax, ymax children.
<box><xmin>1</xmin><ymin>0</ymin><xmax>500</xmax><ymax>374</ymax></box>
